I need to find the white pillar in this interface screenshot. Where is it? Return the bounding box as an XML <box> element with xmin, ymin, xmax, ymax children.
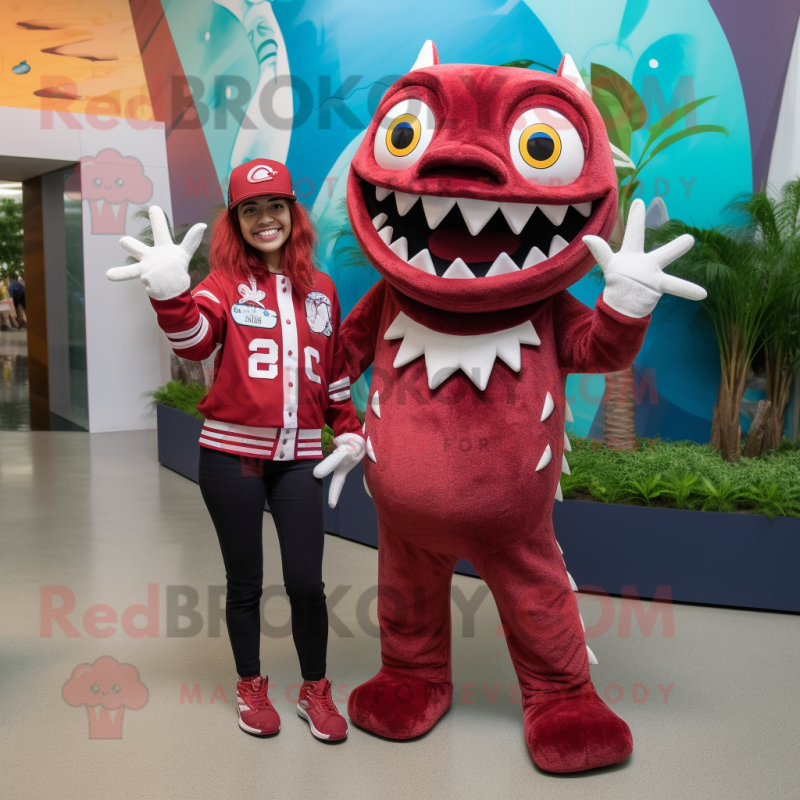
<box><xmin>0</xmin><ymin>106</ymin><xmax>173</xmax><ymax>431</ymax></box>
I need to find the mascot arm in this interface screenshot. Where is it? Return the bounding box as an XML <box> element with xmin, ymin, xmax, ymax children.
<box><xmin>552</xmin><ymin>289</ymin><xmax>650</xmax><ymax>374</ymax></box>
<box><xmin>339</xmin><ymin>279</ymin><xmax>387</xmax><ymax>382</ymax></box>
<box><xmin>324</xmin><ymin>289</ymin><xmax>364</xmax><ymax>438</ymax></box>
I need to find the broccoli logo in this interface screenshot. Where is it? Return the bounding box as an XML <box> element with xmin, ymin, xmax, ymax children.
<box><xmin>62</xmin><ymin>656</ymin><xmax>148</xmax><ymax>739</ymax></box>
<box><xmin>80</xmin><ymin>149</ymin><xmax>153</xmax><ymax>235</ymax></box>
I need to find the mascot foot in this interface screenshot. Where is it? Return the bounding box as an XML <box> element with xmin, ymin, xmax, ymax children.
<box><xmin>348</xmin><ymin>668</ymin><xmax>452</xmax><ymax>739</ymax></box>
<box><xmin>524</xmin><ymin>690</ymin><xmax>633</xmax><ymax>773</ymax></box>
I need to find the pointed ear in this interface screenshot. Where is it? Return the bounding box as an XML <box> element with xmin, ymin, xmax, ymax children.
<box><xmin>410</xmin><ymin>40</ymin><xmax>439</xmax><ymax>72</ymax></box>
<box><xmin>557</xmin><ymin>54</ymin><xmax>590</xmax><ymax>96</ymax></box>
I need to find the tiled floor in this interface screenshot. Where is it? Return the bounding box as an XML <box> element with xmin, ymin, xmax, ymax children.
<box><xmin>0</xmin><ymin>328</ymin><xmax>29</xmax><ymax>430</ymax></box>
<box><xmin>0</xmin><ymin>430</ymin><xmax>798</xmax><ymax>799</ymax></box>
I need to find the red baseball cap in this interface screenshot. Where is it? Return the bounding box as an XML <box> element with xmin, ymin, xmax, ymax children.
<box><xmin>227</xmin><ymin>158</ymin><xmax>296</xmax><ymax>209</ymax></box>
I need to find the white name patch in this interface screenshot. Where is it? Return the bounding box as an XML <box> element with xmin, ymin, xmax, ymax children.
<box><xmin>231</xmin><ymin>303</ymin><xmax>278</xmax><ymax>329</ymax></box>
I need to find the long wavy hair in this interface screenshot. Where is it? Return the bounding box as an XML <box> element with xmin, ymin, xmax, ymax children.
<box><xmin>209</xmin><ymin>199</ymin><xmax>318</xmax><ymax>296</ymax></box>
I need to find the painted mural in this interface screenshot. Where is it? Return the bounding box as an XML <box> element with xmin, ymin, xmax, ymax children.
<box><xmin>3</xmin><ymin>0</ymin><xmax>797</xmax><ymax>441</ymax></box>
<box><xmin>1</xmin><ymin>0</ymin><xmax>153</xmax><ymax>121</ymax></box>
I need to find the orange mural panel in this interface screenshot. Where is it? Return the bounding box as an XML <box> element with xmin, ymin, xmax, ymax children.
<box><xmin>0</xmin><ymin>0</ymin><xmax>154</xmax><ymax>121</ymax></box>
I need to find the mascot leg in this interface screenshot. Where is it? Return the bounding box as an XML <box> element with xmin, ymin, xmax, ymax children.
<box><xmin>348</xmin><ymin>518</ymin><xmax>457</xmax><ymax>739</ymax></box>
<box><xmin>470</xmin><ymin>530</ymin><xmax>633</xmax><ymax>773</ymax></box>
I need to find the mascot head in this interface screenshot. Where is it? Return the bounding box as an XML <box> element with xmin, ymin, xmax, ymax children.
<box><xmin>347</xmin><ymin>41</ymin><xmax>617</xmax><ymax>314</ymax></box>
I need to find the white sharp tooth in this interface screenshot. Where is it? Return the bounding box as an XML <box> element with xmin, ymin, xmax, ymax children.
<box><xmin>548</xmin><ymin>235</ymin><xmax>570</xmax><ymax>258</ymax></box>
<box><xmin>407</xmin><ymin>248</ymin><xmax>437</xmax><ymax>275</ymax></box>
<box><xmin>366</xmin><ymin>436</ymin><xmax>377</xmax><ymax>463</ymax></box>
<box><xmin>555</xmin><ymin>482</ymin><xmax>563</xmax><ymax>502</ymax></box>
<box><xmin>376</xmin><ymin>185</ymin><xmax>392</xmax><ymax>202</ymax></box>
<box><xmin>363</xmin><ymin>474</ymin><xmax>372</xmax><ymax>497</ymax></box>
<box><xmin>372</xmin><ymin>213</ymin><xmax>388</xmax><ymax>229</ymax></box>
<box><xmin>371</xmin><ymin>391</ymin><xmax>381</xmax><ymax>418</ymax></box>
<box><xmin>394</xmin><ymin>191</ymin><xmax>420</xmax><ymax>216</ymax></box>
<box><xmin>539</xmin><ymin>204</ymin><xmax>569</xmax><ymax>226</ymax></box>
<box><xmin>388</xmin><ymin>236</ymin><xmax>408</xmax><ymax>261</ymax></box>
<box><xmin>421</xmin><ymin>195</ymin><xmax>456</xmax><ymax>229</ymax></box>
<box><xmin>484</xmin><ymin>252</ymin><xmax>519</xmax><ymax>277</ymax></box>
<box><xmin>499</xmin><ymin>202</ymin><xmax>536</xmax><ymax>235</ymax></box>
<box><xmin>541</xmin><ymin>391</ymin><xmax>554</xmax><ymax>421</ymax></box>
<box><xmin>568</xmin><ymin>571</ymin><xmax>578</xmax><ymax>591</ymax></box>
<box><xmin>522</xmin><ymin>246</ymin><xmax>547</xmax><ymax>269</ymax></box>
<box><xmin>563</xmin><ymin>431</ymin><xmax>572</xmax><ymax>452</ymax></box>
<box><xmin>572</xmin><ymin>202</ymin><xmax>592</xmax><ymax>217</ymax></box>
<box><xmin>587</xmin><ymin>646</ymin><xmax>598</xmax><ymax>665</ymax></box>
<box><xmin>535</xmin><ymin>444</ymin><xmax>552</xmax><ymax>471</ymax></box>
<box><xmin>377</xmin><ymin>225</ymin><xmax>393</xmax><ymax>245</ymax></box>
<box><xmin>562</xmin><ymin>453</ymin><xmax>571</xmax><ymax>475</ymax></box>
<box><xmin>565</xmin><ymin>402</ymin><xmax>574</xmax><ymax>422</ymax></box>
<box><xmin>456</xmin><ymin>198</ymin><xmax>500</xmax><ymax>235</ymax></box>
<box><xmin>442</xmin><ymin>258</ymin><xmax>475</xmax><ymax>279</ymax></box>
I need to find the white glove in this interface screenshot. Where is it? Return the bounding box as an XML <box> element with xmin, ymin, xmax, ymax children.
<box><xmin>106</xmin><ymin>206</ymin><xmax>206</xmax><ymax>301</ymax></box>
<box><xmin>313</xmin><ymin>432</ymin><xmax>366</xmax><ymax>508</ymax></box>
<box><xmin>583</xmin><ymin>198</ymin><xmax>706</xmax><ymax>319</ymax></box>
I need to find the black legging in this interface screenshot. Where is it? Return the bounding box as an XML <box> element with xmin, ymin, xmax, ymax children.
<box><xmin>198</xmin><ymin>447</ymin><xmax>327</xmax><ymax>680</ymax></box>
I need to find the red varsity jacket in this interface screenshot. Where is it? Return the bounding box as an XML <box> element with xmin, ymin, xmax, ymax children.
<box><xmin>150</xmin><ymin>268</ymin><xmax>361</xmax><ymax>460</ymax></box>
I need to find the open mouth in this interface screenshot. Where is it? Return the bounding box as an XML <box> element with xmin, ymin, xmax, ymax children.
<box><xmin>360</xmin><ymin>178</ymin><xmax>598</xmax><ymax>278</ymax></box>
<box><xmin>254</xmin><ymin>227</ymin><xmax>281</xmax><ymax>241</ymax></box>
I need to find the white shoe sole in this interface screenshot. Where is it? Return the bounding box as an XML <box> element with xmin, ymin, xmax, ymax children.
<box><xmin>238</xmin><ymin>716</ymin><xmax>280</xmax><ymax>736</ymax></box>
<box><xmin>296</xmin><ymin>704</ymin><xmax>347</xmax><ymax>741</ymax></box>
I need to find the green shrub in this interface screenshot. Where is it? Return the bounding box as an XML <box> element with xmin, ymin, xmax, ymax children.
<box><xmin>149</xmin><ymin>381</ymin><xmax>208</xmax><ymax>419</ymax></box>
<box><xmin>562</xmin><ymin>436</ymin><xmax>800</xmax><ymax>518</ymax></box>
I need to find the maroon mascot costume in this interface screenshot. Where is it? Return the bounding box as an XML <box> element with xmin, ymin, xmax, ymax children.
<box><xmin>338</xmin><ymin>41</ymin><xmax>705</xmax><ymax>772</ymax></box>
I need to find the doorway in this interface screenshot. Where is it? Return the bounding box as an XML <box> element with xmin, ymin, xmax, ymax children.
<box><xmin>0</xmin><ymin>156</ymin><xmax>88</xmax><ymax>431</ymax></box>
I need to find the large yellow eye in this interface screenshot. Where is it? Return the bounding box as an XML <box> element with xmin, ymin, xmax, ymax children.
<box><xmin>374</xmin><ymin>98</ymin><xmax>436</xmax><ymax>170</ymax></box>
<box><xmin>519</xmin><ymin>123</ymin><xmax>561</xmax><ymax>169</ymax></box>
<box><xmin>386</xmin><ymin>113</ymin><xmax>421</xmax><ymax>157</ymax></box>
<box><xmin>510</xmin><ymin>107</ymin><xmax>584</xmax><ymax>186</ymax></box>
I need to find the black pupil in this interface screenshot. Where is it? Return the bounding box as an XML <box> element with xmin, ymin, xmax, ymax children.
<box><xmin>391</xmin><ymin>121</ymin><xmax>415</xmax><ymax>150</ymax></box>
<box><xmin>527</xmin><ymin>133</ymin><xmax>555</xmax><ymax>162</ymax></box>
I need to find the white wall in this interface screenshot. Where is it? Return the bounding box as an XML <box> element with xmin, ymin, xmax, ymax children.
<box><xmin>0</xmin><ymin>105</ymin><xmax>172</xmax><ymax>432</ymax></box>
<box><xmin>768</xmin><ymin>15</ymin><xmax>800</xmax><ymax>192</ymax></box>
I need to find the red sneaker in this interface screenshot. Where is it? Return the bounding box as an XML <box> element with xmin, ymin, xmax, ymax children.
<box><xmin>236</xmin><ymin>675</ymin><xmax>280</xmax><ymax>736</ymax></box>
<box><xmin>297</xmin><ymin>678</ymin><xmax>348</xmax><ymax>741</ymax></box>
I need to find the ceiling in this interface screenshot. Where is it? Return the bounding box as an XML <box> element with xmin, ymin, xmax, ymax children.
<box><xmin>0</xmin><ymin>154</ymin><xmax>77</xmax><ymax>182</ymax></box>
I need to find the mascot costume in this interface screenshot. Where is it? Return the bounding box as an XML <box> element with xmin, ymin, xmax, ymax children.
<box><xmin>338</xmin><ymin>41</ymin><xmax>705</xmax><ymax>772</ymax></box>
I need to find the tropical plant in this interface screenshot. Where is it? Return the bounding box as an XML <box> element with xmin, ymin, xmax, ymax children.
<box><xmin>728</xmin><ymin>179</ymin><xmax>800</xmax><ymax>455</ymax></box>
<box><xmin>0</xmin><ymin>198</ymin><xmax>23</xmax><ymax>280</ymax></box>
<box><xmin>646</xmin><ymin>222</ymin><xmax>770</xmax><ymax>462</ymax></box>
<box><xmin>587</xmin><ymin>63</ymin><xmax>728</xmax><ymax>449</ymax></box>
<box><xmin>589</xmin><ymin>64</ymin><xmax>728</xmax><ymax>225</ymax></box>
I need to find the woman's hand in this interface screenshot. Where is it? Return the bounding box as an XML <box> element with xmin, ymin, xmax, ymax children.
<box><xmin>106</xmin><ymin>206</ymin><xmax>206</xmax><ymax>301</ymax></box>
<box><xmin>313</xmin><ymin>433</ymin><xmax>366</xmax><ymax>508</ymax></box>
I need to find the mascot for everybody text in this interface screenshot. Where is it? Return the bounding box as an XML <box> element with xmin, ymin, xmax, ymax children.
<box><xmin>338</xmin><ymin>42</ymin><xmax>705</xmax><ymax>773</ymax></box>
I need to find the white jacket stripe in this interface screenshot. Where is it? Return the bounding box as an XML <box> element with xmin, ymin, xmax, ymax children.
<box><xmin>170</xmin><ymin>315</ymin><xmax>210</xmax><ymax>350</ymax></box>
<box><xmin>167</xmin><ymin>315</ymin><xmax>206</xmax><ymax>341</ymax></box>
<box><xmin>328</xmin><ymin>376</ymin><xmax>350</xmax><ymax>391</ymax></box>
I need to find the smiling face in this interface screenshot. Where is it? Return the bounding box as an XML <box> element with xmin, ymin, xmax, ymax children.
<box><xmin>347</xmin><ymin>57</ymin><xmax>617</xmax><ymax>313</ymax></box>
<box><xmin>237</xmin><ymin>195</ymin><xmax>293</xmax><ymax>262</ymax></box>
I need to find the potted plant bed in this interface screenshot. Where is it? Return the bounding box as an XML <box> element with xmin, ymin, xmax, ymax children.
<box><xmin>155</xmin><ymin>401</ymin><xmax>800</xmax><ymax>612</ymax></box>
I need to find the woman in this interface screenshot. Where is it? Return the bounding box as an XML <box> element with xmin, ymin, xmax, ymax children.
<box><xmin>107</xmin><ymin>158</ymin><xmax>365</xmax><ymax>742</ymax></box>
